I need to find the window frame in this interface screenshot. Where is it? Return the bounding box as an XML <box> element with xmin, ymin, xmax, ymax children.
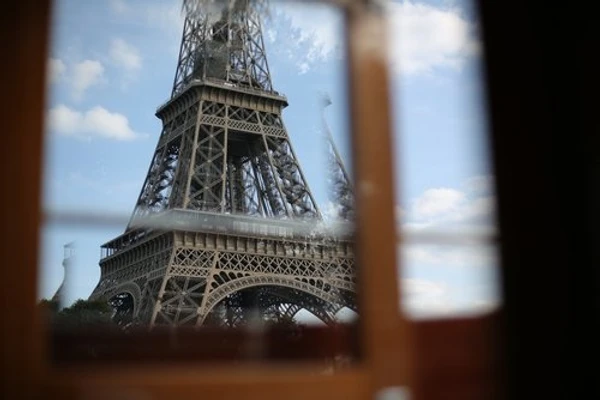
<box><xmin>0</xmin><ymin>1</ymin><xmax>504</xmax><ymax>399</ymax></box>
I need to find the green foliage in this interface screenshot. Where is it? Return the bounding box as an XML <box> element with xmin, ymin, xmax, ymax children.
<box><xmin>39</xmin><ymin>298</ymin><xmax>117</xmax><ymax>330</ymax></box>
<box><xmin>38</xmin><ymin>298</ymin><xmax>59</xmax><ymax>313</ymax></box>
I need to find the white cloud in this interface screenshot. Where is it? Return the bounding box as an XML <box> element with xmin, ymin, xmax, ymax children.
<box><xmin>269</xmin><ymin>0</ymin><xmax>479</xmax><ymax>76</ymax></box>
<box><xmin>412</xmin><ymin>188</ymin><xmax>466</xmax><ymax>220</ymax></box>
<box><xmin>47</xmin><ymin>104</ymin><xmax>140</xmax><ymax>141</ymax></box>
<box><xmin>400</xmin><ymin>278</ymin><xmax>501</xmax><ymax>319</ymax></box>
<box><xmin>457</xmin><ymin>195</ymin><xmax>495</xmax><ymax>224</ymax></box>
<box><xmin>107</xmin><ymin>1</ymin><xmax>183</xmax><ymax>59</ymax></box>
<box><xmin>298</xmin><ymin>62</ymin><xmax>310</xmax><ymax>75</ymax></box>
<box><xmin>405</xmin><ymin>175</ymin><xmax>497</xmax><ymax>229</ymax></box>
<box><xmin>321</xmin><ymin>201</ymin><xmax>343</xmax><ymax>221</ymax></box>
<box><xmin>109</xmin><ymin>38</ymin><xmax>142</xmax><ymax>72</ymax></box>
<box><xmin>401</xmin><ymin>278</ymin><xmax>501</xmax><ymax>319</ymax></box>
<box><xmin>266</xmin><ymin>3</ymin><xmax>342</xmax><ymax>74</ymax></box>
<box><xmin>108</xmin><ymin>1</ymin><xmax>477</xmax><ymax>77</ymax></box>
<box><xmin>402</xmin><ymin>278</ymin><xmax>454</xmax><ymax>317</ymax></box>
<box><xmin>275</xmin><ymin>3</ymin><xmax>341</xmax><ymax>61</ymax></box>
<box><xmin>389</xmin><ymin>1</ymin><xmax>480</xmax><ymax>75</ymax></box>
<box><xmin>403</xmin><ymin>278</ymin><xmax>446</xmax><ymax>298</ymax></box>
<box><xmin>402</xmin><ymin>242</ymin><xmax>497</xmax><ymax>268</ymax></box>
<box><xmin>47</xmin><ymin>58</ymin><xmax>66</xmax><ymax>84</ymax></box>
<box><xmin>71</xmin><ymin>60</ymin><xmax>105</xmax><ymax>100</ymax></box>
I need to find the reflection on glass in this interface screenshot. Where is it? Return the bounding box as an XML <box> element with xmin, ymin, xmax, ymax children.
<box><xmin>40</xmin><ymin>0</ymin><xmax>356</xmax><ymax>365</ymax></box>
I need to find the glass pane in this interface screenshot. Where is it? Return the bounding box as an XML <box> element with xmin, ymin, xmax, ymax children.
<box><xmin>388</xmin><ymin>0</ymin><xmax>502</xmax><ymax>318</ymax></box>
<box><xmin>401</xmin><ymin>241</ymin><xmax>500</xmax><ymax>319</ymax></box>
<box><xmin>40</xmin><ymin>0</ymin><xmax>357</xmax><ymax>367</ymax></box>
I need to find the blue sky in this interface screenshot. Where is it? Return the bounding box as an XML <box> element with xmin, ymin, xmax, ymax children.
<box><xmin>40</xmin><ymin>0</ymin><xmax>500</xmax><ymax>320</ymax></box>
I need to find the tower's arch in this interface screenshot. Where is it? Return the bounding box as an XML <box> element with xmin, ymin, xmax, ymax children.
<box><xmin>201</xmin><ymin>280</ymin><xmax>356</xmax><ymax>327</ymax></box>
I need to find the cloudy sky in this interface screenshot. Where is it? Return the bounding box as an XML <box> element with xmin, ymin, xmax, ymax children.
<box><xmin>40</xmin><ymin>0</ymin><xmax>500</xmax><ymax>321</ymax></box>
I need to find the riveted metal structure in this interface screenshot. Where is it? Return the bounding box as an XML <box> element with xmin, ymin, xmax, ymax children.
<box><xmin>322</xmin><ymin>94</ymin><xmax>354</xmax><ymax>221</ymax></box>
<box><xmin>90</xmin><ymin>0</ymin><xmax>356</xmax><ymax>328</ymax></box>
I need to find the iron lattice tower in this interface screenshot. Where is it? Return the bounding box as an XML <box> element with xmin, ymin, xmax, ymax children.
<box><xmin>322</xmin><ymin>94</ymin><xmax>354</xmax><ymax>221</ymax></box>
<box><xmin>90</xmin><ymin>0</ymin><xmax>356</xmax><ymax>328</ymax></box>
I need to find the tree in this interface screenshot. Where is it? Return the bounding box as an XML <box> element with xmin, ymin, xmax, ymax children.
<box><xmin>39</xmin><ymin>298</ymin><xmax>117</xmax><ymax>331</ymax></box>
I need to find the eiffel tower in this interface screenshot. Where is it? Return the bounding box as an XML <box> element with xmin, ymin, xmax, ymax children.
<box><xmin>90</xmin><ymin>0</ymin><xmax>356</xmax><ymax>328</ymax></box>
